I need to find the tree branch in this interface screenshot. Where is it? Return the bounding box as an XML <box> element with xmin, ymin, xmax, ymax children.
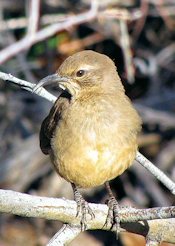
<box><xmin>47</xmin><ymin>224</ymin><xmax>81</xmax><ymax>246</ymax></box>
<box><xmin>136</xmin><ymin>152</ymin><xmax>175</xmax><ymax>195</ymax></box>
<box><xmin>0</xmin><ymin>1</ymin><xmax>98</xmax><ymax>64</ymax></box>
<box><xmin>0</xmin><ymin>71</ymin><xmax>56</xmax><ymax>103</ymax></box>
<box><xmin>27</xmin><ymin>0</ymin><xmax>40</xmax><ymax>35</ymax></box>
<box><xmin>0</xmin><ymin>188</ymin><xmax>175</xmax><ymax>244</ymax></box>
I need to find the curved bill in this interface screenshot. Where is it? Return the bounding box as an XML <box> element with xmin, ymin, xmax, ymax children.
<box><xmin>33</xmin><ymin>73</ymin><xmax>69</xmax><ymax>92</ymax></box>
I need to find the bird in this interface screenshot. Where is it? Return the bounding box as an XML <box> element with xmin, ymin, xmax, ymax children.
<box><xmin>34</xmin><ymin>50</ymin><xmax>142</xmax><ymax>233</ymax></box>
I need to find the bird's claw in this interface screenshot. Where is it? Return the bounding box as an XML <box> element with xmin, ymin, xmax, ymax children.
<box><xmin>76</xmin><ymin>197</ymin><xmax>95</xmax><ymax>231</ymax></box>
<box><xmin>104</xmin><ymin>196</ymin><xmax>121</xmax><ymax>239</ymax></box>
<box><xmin>73</xmin><ymin>186</ymin><xmax>95</xmax><ymax>231</ymax></box>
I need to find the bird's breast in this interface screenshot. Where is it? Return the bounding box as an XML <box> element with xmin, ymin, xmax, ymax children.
<box><xmin>50</xmin><ymin>97</ymin><xmax>139</xmax><ymax>188</ymax></box>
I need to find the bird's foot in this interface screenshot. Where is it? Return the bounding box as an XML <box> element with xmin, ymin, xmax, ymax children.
<box><xmin>105</xmin><ymin>196</ymin><xmax>120</xmax><ymax>238</ymax></box>
<box><xmin>104</xmin><ymin>182</ymin><xmax>121</xmax><ymax>238</ymax></box>
<box><xmin>72</xmin><ymin>183</ymin><xmax>95</xmax><ymax>231</ymax></box>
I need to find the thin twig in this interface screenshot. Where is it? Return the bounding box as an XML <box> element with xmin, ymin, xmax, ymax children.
<box><xmin>0</xmin><ymin>8</ymin><xmax>142</xmax><ymax>32</ymax></box>
<box><xmin>0</xmin><ymin>14</ymin><xmax>72</xmax><ymax>31</ymax></box>
<box><xmin>136</xmin><ymin>152</ymin><xmax>175</xmax><ymax>195</ymax></box>
<box><xmin>0</xmin><ymin>71</ymin><xmax>56</xmax><ymax>103</ymax></box>
<box><xmin>119</xmin><ymin>19</ymin><xmax>135</xmax><ymax>83</ymax></box>
<box><xmin>99</xmin><ymin>8</ymin><xmax>142</xmax><ymax>20</ymax></box>
<box><xmin>27</xmin><ymin>0</ymin><xmax>40</xmax><ymax>35</ymax></box>
<box><xmin>132</xmin><ymin>0</ymin><xmax>149</xmax><ymax>41</ymax></box>
<box><xmin>135</xmin><ymin>103</ymin><xmax>175</xmax><ymax>129</ymax></box>
<box><xmin>0</xmin><ymin>1</ymin><xmax>98</xmax><ymax>64</ymax></box>
<box><xmin>2</xmin><ymin>30</ymin><xmax>36</xmax><ymax>82</ymax></box>
<box><xmin>47</xmin><ymin>224</ymin><xmax>81</xmax><ymax>246</ymax></box>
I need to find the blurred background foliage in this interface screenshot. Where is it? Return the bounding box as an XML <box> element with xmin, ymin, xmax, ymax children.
<box><xmin>0</xmin><ymin>0</ymin><xmax>175</xmax><ymax>245</ymax></box>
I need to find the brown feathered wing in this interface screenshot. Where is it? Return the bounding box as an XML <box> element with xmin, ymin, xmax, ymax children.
<box><xmin>39</xmin><ymin>97</ymin><xmax>69</xmax><ymax>155</ymax></box>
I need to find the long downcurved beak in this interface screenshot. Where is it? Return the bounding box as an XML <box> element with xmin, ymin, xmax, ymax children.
<box><xmin>33</xmin><ymin>73</ymin><xmax>69</xmax><ymax>92</ymax></box>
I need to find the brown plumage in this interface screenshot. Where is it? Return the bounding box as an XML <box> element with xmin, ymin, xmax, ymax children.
<box><xmin>35</xmin><ymin>50</ymin><xmax>142</xmax><ymax>231</ymax></box>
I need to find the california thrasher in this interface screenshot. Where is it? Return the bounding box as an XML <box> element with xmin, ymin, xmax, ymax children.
<box><xmin>34</xmin><ymin>50</ymin><xmax>142</xmax><ymax>232</ymax></box>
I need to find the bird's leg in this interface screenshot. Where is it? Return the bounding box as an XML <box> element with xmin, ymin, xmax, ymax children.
<box><xmin>104</xmin><ymin>181</ymin><xmax>120</xmax><ymax>238</ymax></box>
<box><xmin>71</xmin><ymin>183</ymin><xmax>95</xmax><ymax>231</ymax></box>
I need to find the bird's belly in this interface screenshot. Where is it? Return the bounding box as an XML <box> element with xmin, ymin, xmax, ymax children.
<box><xmin>51</xmin><ymin>129</ymin><xmax>137</xmax><ymax>188</ymax></box>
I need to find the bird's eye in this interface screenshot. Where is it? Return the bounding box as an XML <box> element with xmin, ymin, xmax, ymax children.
<box><xmin>76</xmin><ymin>70</ymin><xmax>85</xmax><ymax>77</ymax></box>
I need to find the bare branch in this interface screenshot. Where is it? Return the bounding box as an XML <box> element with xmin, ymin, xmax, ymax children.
<box><xmin>0</xmin><ymin>71</ymin><xmax>56</xmax><ymax>103</ymax></box>
<box><xmin>119</xmin><ymin>19</ymin><xmax>135</xmax><ymax>83</ymax></box>
<box><xmin>0</xmin><ymin>1</ymin><xmax>98</xmax><ymax>64</ymax></box>
<box><xmin>0</xmin><ymin>6</ymin><xmax>142</xmax><ymax>32</ymax></box>
<box><xmin>0</xmin><ymin>188</ymin><xmax>175</xmax><ymax>243</ymax></box>
<box><xmin>27</xmin><ymin>0</ymin><xmax>41</xmax><ymax>35</ymax></box>
<box><xmin>47</xmin><ymin>224</ymin><xmax>81</xmax><ymax>246</ymax></box>
<box><xmin>135</xmin><ymin>103</ymin><xmax>175</xmax><ymax>129</ymax></box>
<box><xmin>136</xmin><ymin>152</ymin><xmax>175</xmax><ymax>195</ymax></box>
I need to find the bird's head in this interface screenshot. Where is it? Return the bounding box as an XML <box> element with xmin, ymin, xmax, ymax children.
<box><xmin>34</xmin><ymin>50</ymin><xmax>124</xmax><ymax>98</ymax></box>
